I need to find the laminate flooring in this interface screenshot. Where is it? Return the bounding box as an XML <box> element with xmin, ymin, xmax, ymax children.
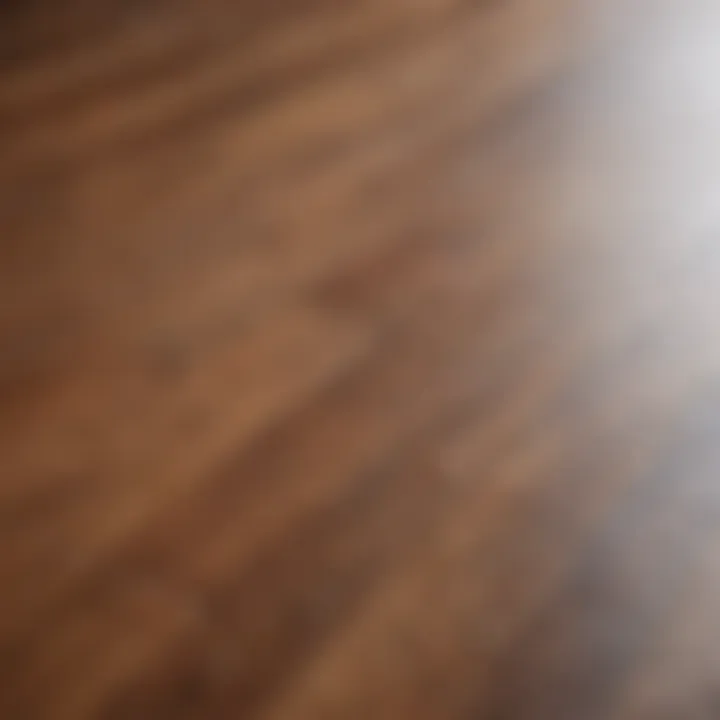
<box><xmin>3</xmin><ymin>1</ymin><xmax>720</xmax><ymax>718</ymax></box>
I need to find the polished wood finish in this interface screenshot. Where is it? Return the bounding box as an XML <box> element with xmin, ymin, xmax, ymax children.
<box><xmin>3</xmin><ymin>1</ymin><xmax>720</xmax><ymax>718</ymax></box>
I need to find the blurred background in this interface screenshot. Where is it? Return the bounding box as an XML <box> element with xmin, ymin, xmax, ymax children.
<box><xmin>3</xmin><ymin>1</ymin><xmax>720</xmax><ymax>718</ymax></box>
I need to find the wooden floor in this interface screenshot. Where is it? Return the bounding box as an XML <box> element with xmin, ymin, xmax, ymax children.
<box><xmin>3</xmin><ymin>1</ymin><xmax>720</xmax><ymax>717</ymax></box>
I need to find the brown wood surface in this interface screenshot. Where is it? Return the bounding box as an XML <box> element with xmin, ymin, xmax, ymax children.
<box><xmin>3</xmin><ymin>1</ymin><xmax>720</xmax><ymax>718</ymax></box>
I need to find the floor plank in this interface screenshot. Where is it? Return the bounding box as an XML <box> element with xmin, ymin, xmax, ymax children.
<box><xmin>3</xmin><ymin>1</ymin><xmax>720</xmax><ymax>718</ymax></box>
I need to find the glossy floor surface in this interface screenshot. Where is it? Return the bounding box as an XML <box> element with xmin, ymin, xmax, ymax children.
<box><xmin>3</xmin><ymin>1</ymin><xmax>720</xmax><ymax>718</ymax></box>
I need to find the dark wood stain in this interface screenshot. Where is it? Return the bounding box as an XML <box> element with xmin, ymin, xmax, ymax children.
<box><xmin>3</xmin><ymin>1</ymin><xmax>720</xmax><ymax>718</ymax></box>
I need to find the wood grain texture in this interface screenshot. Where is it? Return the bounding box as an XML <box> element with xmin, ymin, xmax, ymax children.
<box><xmin>3</xmin><ymin>1</ymin><xmax>720</xmax><ymax>718</ymax></box>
